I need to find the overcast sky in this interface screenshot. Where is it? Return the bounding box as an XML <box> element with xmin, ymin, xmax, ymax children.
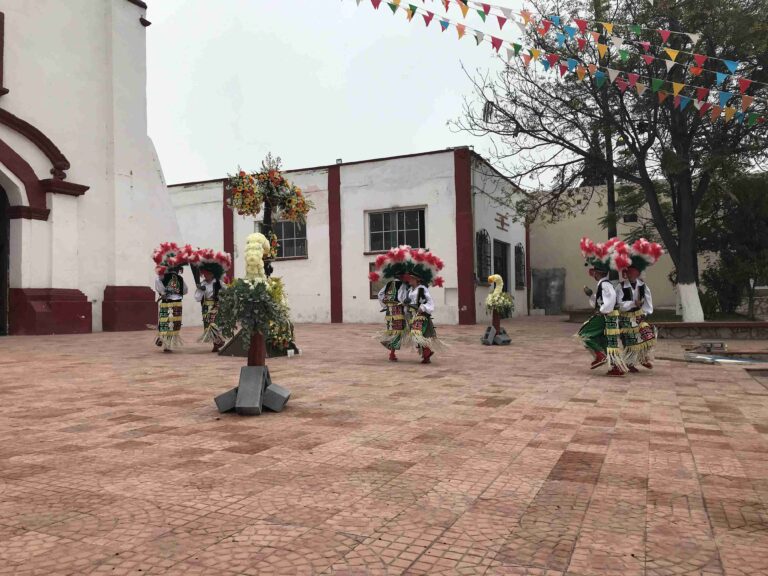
<box><xmin>146</xmin><ymin>0</ymin><xmax>525</xmax><ymax>184</ymax></box>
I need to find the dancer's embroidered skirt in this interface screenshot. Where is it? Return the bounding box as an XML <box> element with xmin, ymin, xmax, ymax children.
<box><xmin>619</xmin><ymin>310</ymin><xmax>656</xmax><ymax>365</ymax></box>
<box><xmin>380</xmin><ymin>302</ymin><xmax>407</xmax><ymax>351</ymax></box>
<box><xmin>157</xmin><ymin>301</ymin><xmax>183</xmax><ymax>350</ymax></box>
<box><xmin>576</xmin><ymin>310</ymin><xmax>626</xmax><ymax>370</ymax></box>
<box><xmin>408</xmin><ymin>308</ymin><xmax>442</xmax><ymax>351</ymax></box>
<box><xmin>200</xmin><ymin>298</ymin><xmax>224</xmax><ymax>346</ymax></box>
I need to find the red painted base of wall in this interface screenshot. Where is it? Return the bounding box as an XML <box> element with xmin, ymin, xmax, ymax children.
<box><xmin>9</xmin><ymin>289</ymin><xmax>92</xmax><ymax>335</ymax></box>
<box><xmin>102</xmin><ymin>286</ymin><xmax>157</xmax><ymax>332</ymax></box>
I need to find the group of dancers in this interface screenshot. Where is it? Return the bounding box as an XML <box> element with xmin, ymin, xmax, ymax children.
<box><xmin>369</xmin><ymin>245</ymin><xmax>445</xmax><ymax>364</ymax></box>
<box><xmin>577</xmin><ymin>237</ymin><xmax>664</xmax><ymax>377</ymax></box>
<box><xmin>152</xmin><ymin>243</ymin><xmax>232</xmax><ymax>353</ymax></box>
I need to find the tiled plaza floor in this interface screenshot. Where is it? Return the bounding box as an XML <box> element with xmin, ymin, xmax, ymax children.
<box><xmin>1</xmin><ymin>317</ymin><xmax>767</xmax><ymax>575</ymax></box>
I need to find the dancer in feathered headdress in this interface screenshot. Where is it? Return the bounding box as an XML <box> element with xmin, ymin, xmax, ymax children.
<box><xmin>369</xmin><ymin>246</ymin><xmax>412</xmax><ymax>361</ymax></box>
<box><xmin>575</xmin><ymin>237</ymin><xmax>630</xmax><ymax>376</ymax></box>
<box><xmin>400</xmin><ymin>247</ymin><xmax>445</xmax><ymax>364</ymax></box>
<box><xmin>152</xmin><ymin>242</ymin><xmax>192</xmax><ymax>352</ymax></box>
<box><xmin>618</xmin><ymin>239</ymin><xmax>664</xmax><ymax>372</ymax></box>
<box><xmin>189</xmin><ymin>248</ymin><xmax>232</xmax><ymax>352</ymax></box>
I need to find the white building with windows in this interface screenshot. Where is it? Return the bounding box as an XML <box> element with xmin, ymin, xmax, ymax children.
<box><xmin>170</xmin><ymin>147</ymin><xmax>530</xmax><ymax>326</ymax></box>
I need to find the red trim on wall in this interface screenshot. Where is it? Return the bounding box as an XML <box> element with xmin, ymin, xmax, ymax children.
<box><xmin>0</xmin><ymin>109</ymin><xmax>71</xmax><ymax>179</ymax></box>
<box><xmin>9</xmin><ymin>289</ymin><xmax>91</xmax><ymax>335</ymax></box>
<box><xmin>102</xmin><ymin>286</ymin><xmax>156</xmax><ymax>332</ymax></box>
<box><xmin>40</xmin><ymin>179</ymin><xmax>89</xmax><ymax>196</ymax></box>
<box><xmin>223</xmin><ymin>181</ymin><xmax>234</xmax><ymax>277</ymax></box>
<box><xmin>7</xmin><ymin>206</ymin><xmax>48</xmax><ymax>220</ymax></box>
<box><xmin>125</xmin><ymin>0</ymin><xmax>148</xmax><ymax>9</ymax></box>
<box><xmin>328</xmin><ymin>165</ymin><xmax>343</xmax><ymax>323</ymax></box>
<box><xmin>0</xmin><ymin>137</ymin><xmax>47</xmax><ymax>212</ymax></box>
<box><xmin>139</xmin><ymin>17</ymin><xmax>152</xmax><ymax>27</ymax></box>
<box><xmin>525</xmin><ymin>222</ymin><xmax>532</xmax><ymax>315</ymax></box>
<box><xmin>454</xmin><ymin>148</ymin><xmax>476</xmax><ymax>325</ymax></box>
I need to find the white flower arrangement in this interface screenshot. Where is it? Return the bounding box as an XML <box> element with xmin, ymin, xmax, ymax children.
<box><xmin>244</xmin><ymin>233</ymin><xmax>271</xmax><ymax>284</ymax></box>
<box><xmin>485</xmin><ymin>274</ymin><xmax>515</xmax><ymax>316</ymax></box>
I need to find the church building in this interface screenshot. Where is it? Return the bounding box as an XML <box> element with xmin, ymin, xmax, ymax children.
<box><xmin>0</xmin><ymin>0</ymin><xmax>179</xmax><ymax>335</ymax></box>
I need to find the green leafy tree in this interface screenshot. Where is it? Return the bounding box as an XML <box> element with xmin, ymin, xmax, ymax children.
<box><xmin>458</xmin><ymin>0</ymin><xmax>768</xmax><ymax>320</ymax></box>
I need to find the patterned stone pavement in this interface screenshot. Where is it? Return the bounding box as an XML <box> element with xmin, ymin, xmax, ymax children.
<box><xmin>0</xmin><ymin>317</ymin><xmax>767</xmax><ymax>575</ymax></box>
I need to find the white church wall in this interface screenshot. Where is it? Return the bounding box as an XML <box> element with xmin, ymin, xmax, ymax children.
<box><xmin>339</xmin><ymin>152</ymin><xmax>459</xmax><ymax>325</ymax></box>
<box><xmin>471</xmin><ymin>162</ymin><xmax>528</xmax><ymax>323</ymax></box>
<box><xmin>48</xmin><ymin>194</ymin><xmax>79</xmax><ymax>290</ymax></box>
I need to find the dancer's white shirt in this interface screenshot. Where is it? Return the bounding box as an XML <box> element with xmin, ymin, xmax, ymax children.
<box><xmin>404</xmin><ymin>285</ymin><xmax>435</xmax><ymax>314</ymax></box>
<box><xmin>155</xmin><ymin>276</ymin><xmax>188</xmax><ymax>301</ymax></box>
<box><xmin>619</xmin><ymin>280</ymin><xmax>653</xmax><ymax>314</ymax></box>
<box><xmin>195</xmin><ymin>279</ymin><xmax>218</xmax><ymax>302</ymax></box>
<box><xmin>589</xmin><ymin>279</ymin><xmax>618</xmax><ymax>315</ymax></box>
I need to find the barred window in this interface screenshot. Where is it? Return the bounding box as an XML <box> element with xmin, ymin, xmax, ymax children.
<box><xmin>259</xmin><ymin>221</ymin><xmax>307</xmax><ymax>259</ymax></box>
<box><xmin>369</xmin><ymin>209</ymin><xmax>425</xmax><ymax>251</ymax></box>
<box><xmin>514</xmin><ymin>243</ymin><xmax>526</xmax><ymax>290</ymax></box>
<box><xmin>476</xmin><ymin>229</ymin><xmax>491</xmax><ymax>281</ymax></box>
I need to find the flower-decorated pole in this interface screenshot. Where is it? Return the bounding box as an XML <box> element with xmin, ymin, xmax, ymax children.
<box><xmin>244</xmin><ymin>233</ymin><xmax>271</xmax><ymax>366</ymax></box>
<box><xmin>485</xmin><ymin>274</ymin><xmax>514</xmax><ymax>336</ymax></box>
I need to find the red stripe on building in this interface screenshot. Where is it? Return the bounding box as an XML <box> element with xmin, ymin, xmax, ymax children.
<box><xmin>454</xmin><ymin>148</ymin><xmax>476</xmax><ymax>325</ymax></box>
<box><xmin>328</xmin><ymin>165</ymin><xmax>343</xmax><ymax>323</ymax></box>
<box><xmin>223</xmin><ymin>181</ymin><xmax>234</xmax><ymax>277</ymax></box>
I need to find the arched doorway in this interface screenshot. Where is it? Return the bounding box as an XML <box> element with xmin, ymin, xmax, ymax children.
<box><xmin>0</xmin><ymin>186</ymin><xmax>7</xmax><ymax>335</ymax></box>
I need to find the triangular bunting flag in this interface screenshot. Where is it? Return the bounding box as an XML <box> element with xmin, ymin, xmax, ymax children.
<box><xmin>642</xmin><ymin>54</ymin><xmax>654</xmax><ymax>65</ymax></box>
<box><xmin>658</xmin><ymin>91</ymin><xmax>669</xmax><ymax>104</ymax></box>
<box><xmin>658</xmin><ymin>29</ymin><xmax>671</xmax><ymax>43</ymax></box>
<box><xmin>574</xmin><ymin>19</ymin><xmax>588</xmax><ymax>33</ymax></box>
<box><xmin>522</xmin><ymin>54</ymin><xmax>532</xmax><ymax>67</ymax></box>
<box><xmin>387</xmin><ymin>1</ymin><xmax>398</xmax><ymax>14</ymax></box>
<box><xmin>738</xmin><ymin>77</ymin><xmax>753</xmax><ymax>94</ymax></box>
<box><xmin>546</xmin><ymin>54</ymin><xmax>560</xmax><ymax>67</ymax></box>
<box><xmin>723</xmin><ymin>60</ymin><xmax>739</xmax><ymax>73</ymax></box>
<box><xmin>693</xmin><ymin>99</ymin><xmax>703</xmax><ymax>110</ymax></box>
<box><xmin>530</xmin><ymin>48</ymin><xmax>541</xmax><ymax>60</ymax></box>
<box><xmin>556</xmin><ymin>33</ymin><xmax>566</xmax><ymax>47</ymax></box>
<box><xmin>652</xmin><ymin>78</ymin><xmax>665</xmax><ymax>92</ymax></box>
<box><xmin>690</xmin><ymin>66</ymin><xmax>703</xmax><ymax>77</ymax></box>
<box><xmin>423</xmin><ymin>11</ymin><xmax>434</xmax><ymax>26</ymax></box>
<box><xmin>665</xmin><ymin>60</ymin><xmax>676</xmax><ymax>72</ymax></box>
<box><xmin>491</xmin><ymin>36</ymin><xmax>502</xmax><ymax>52</ymax></box>
<box><xmin>693</xmin><ymin>54</ymin><xmax>707</xmax><ymax>67</ymax></box>
<box><xmin>577</xmin><ymin>38</ymin><xmax>587</xmax><ymax>50</ymax></box>
<box><xmin>639</xmin><ymin>41</ymin><xmax>651</xmax><ymax>52</ymax></box>
<box><xmin>456</xmin><ymin>23</ymin><xmax>466</xmax><ymax>38</ymax></box>
<box><xmin>673</xmin><ymin>95</ymin><xmax>682</xmax><ymax>109</ymax></box>
<box><xmin>591</xmin><ymin>31</ymin><xmax>601</xmax><ymax>42</ymax></box>
<box><xmin>515</xmin><ymin>21</ymin><xmax>527</xmax><ymax>35</ymax></box>
<box><xmin>724</xmin><ymin>106</ymin><xmax>737</xmax><ymax>122</ymax></box>
<box><xmin>597</xmin><ymin>44</ymin><xmax>608</xmax><ymax>58</ymax></box>
<box><xmin>595</xmin><ymin>70</ymin><xmax>606</xmax><ymax>88</ymax></box>
<box><xmin>716</xmin><ymin>72</ymin><xmax>729</xmax><ymax>86</ymax></box>
<box><xmin>442</xmin><ymin>0</ymin><xmax>450</xmax><ymax>11</ymax></box>
<box><xmin>505</xmin><ymin>47</ymin><xmax>515</xmax><ymax>61</ymax></box>
<box><xmin>564</xmin><ymin>26</ymin><xmax>577</xmax><ymax>38</ymax></box>
<box><xmin>541</xmin><ymin>59</ymin><xmax>551</xmax><ymax>72</ymax></box>
<box><xmin>356</xmin><ymin>0</ymin><xmax>363</xmax><ymax>5</ymax></box>
<box><xmin>476</xmin><ymin>9</ymin><xmax>487</xmax><ymax>22</ymax></box>
<box><xmin>457</xmin><ymin>1</ymin><xmax>469</xmax><ymax>17</ymax></box>
<box><xmin>672</xmin><ymin>82</ymin><xmax>685</xmax><ymax>96</ymax></box>
<box><xmin>500</xmin><ymin>8</ymin><xmax>513</xmax><ymax>19</ymax></box>
<box><xmin>481</xmin><ymin>3</ymin><xmax>491</xmax><ymax>14</ymax></box>
<box><xmin>538</xmin><ymin>20</ymin><xmax>552</xmax><ymax>35</ymax></box>
<box><xmin>699</xmin><ymin>102</ymin><xmax>712</xmax><ymax>117</ymax></box>
<box><xmin>588</xmin><ymin>63</ymin><xmax>598</xmax><ymax>75</ymax></box>
<box><xmin>577</xmin><ymin>65</ymin><xmax>587</xmax><ymax>81</ymax></box>
<box><xmin>616</xmin><ymin>78</ymin><xmax>629</xmax><ymax>93</ymax></box>
<box><xmin>497</xmin><ymin>15</ymin><xmax>507</xmax><ymax>29</ymax></box>
<box><xmin>710</xmin><ymin>105</ymin><xmax>722</xmax><ymax>122</ymax></box>
<box><xmin>636</xmin><ymin>82</ymin><xmax>647</xmax><ymax>95</ymax></box>
<box><xmin>567</xmin><ymin>58</ymin><xmax>578</xmax><ymax>72</ymax></box>
<box><xmin>748</xmin><ymin>112</ymin><xmax>759</xmax><ymax>126</ymax></box>
<box><xmin>628</xmin><ymin>73</ymin><xmax>639</xmax><ymax>88</ymax></box>
<box><xmin>719</xmin><ymin>90</ymin><xmax>733</xmax><ymax>107</ymax></box>
<box><xmin>371</xmin><ymin>0</ymin><xmax>382</xmax><ymax>8</ymax></box>
<box><xmin>738</xmin><ymin>111</ymin><xmax>746</xmax><ymax>125</ymax></box>
<box><xmin>602</xmin><ymin>22</ymin><xmax>614</xmax><ymax>34</ymax></box>
<box><xmin>512</xmin><ymin>42</ymin><xmax>522</xmax><ymax>55</ymax></box>
<box><xmin>520</xmin><ymin>9</ymin><xmax>532</xmax><ymax>24</ymax></box>
<box><xmin>559</xmin><ymin>63</ymin><xmax>568</xmax><ymax>77</ymax></box>
<box><xmin>742</xmin><ymin>95</ymin><xmax>754</xmax><ymax>112</ymax></box>
<box><xmin>439</xmin><ymin>19</ymin><xmax>450</xmax><ymax>31</ymax></box>
<box><xmin>679</xmin><ymin>96</ymin><xmax>691</xmax><ymax>110</ymax></box>
<box><xmin>474</xmin><ymin>30</ymin><xmax>484</xmax><ymax>45</ymax></box>
<box><xmin>665</xmin><ymin>48</ymin><xmax>679</xmax><ymax>61</ymax></box>
<box><xmin>696</xmin><ymin>87</ymin><xmax>710</xmax><ymax>102</ymax></box>
<box><xmin>611</xmin><ymin>36</ymin><xmax>623</xmax><ymax>47</ymax></box>
<box><xmin>630</xmin><ymin>24</ymin><xmax>642</xmax><ymax>35</ymax></box>
<box><xmin>549</xmin><ymin>15</ymin><xmax>561</xmax><ymax>25</ymax></box>
<box><xmin>687</xmin><ymin>33</ymin><xmax>701</xmax><ymax>45</ymax></box>
<box><xmin>619</xmin><ymin>50</ymin><xmax>629</xmax><ymax>62</ymax></box>
<box><xmin>406</xmin><ymin>4</ymin><xmax>416</xmax><ymax>20</ymax></box>
<box><xmin>607</xmin><ymin>68</ymin><xmax>621</xmax><ymax>83</ymax></box>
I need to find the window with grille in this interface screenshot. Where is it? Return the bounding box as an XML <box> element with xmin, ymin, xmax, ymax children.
<box><xmin>258</xmin><ymin>221</ymin><xmax>307</xmax><ymax>259</ymax></box>
<box><xmin>514</xmin><ymin>243</ymin><xmax>526</xmax><ymax>290</ymax></box>
<box><xmin>476</xmin><ymin>229</ymin><xmax>491</xmax><ymax>281</ymax></box>
<box><xmin>368</xmin><ymin>209</ymin><xmax>425</xmax><ymax>252</ymax></box>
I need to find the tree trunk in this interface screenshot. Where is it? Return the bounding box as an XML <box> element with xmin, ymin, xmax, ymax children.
<box><xmin>675</xmin><ymin>179</ymin><xmax>705</xmax><ymax>322</ymax></box>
